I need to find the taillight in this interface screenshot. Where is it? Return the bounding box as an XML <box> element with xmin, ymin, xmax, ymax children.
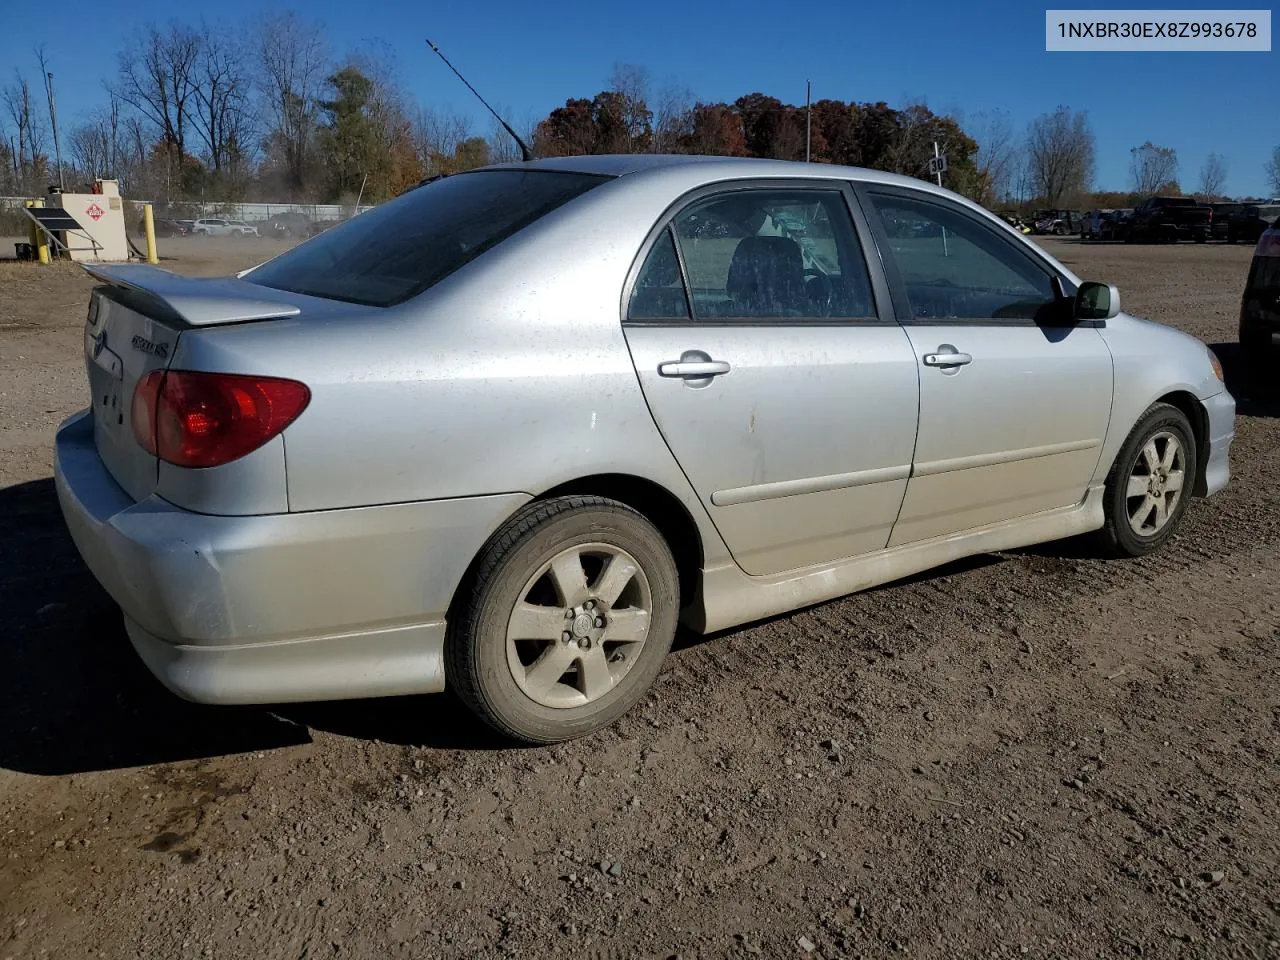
<box><xmin>132</xmin><ymin>371</ymin><xmax>310</xmax><ymax>468</ymax></box>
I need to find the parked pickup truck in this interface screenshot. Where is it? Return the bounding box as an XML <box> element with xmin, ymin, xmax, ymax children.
<box><xmin>1127</xmin><ymin>196</ymin><xmax>1213</xmax><ymax>243</ymax></box>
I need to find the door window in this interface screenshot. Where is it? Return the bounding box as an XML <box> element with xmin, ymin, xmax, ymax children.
<box><xmin>667</xmin><ymin>189</ymin><xmax>875</xmax><ymax>322</ymax></box>
<box><xmin>868</xmin><ymin>192</ymin><xmax>1059</xmax><ymax>322</ymax></box>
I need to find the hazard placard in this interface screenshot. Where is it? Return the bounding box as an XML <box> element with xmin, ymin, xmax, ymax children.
<box><xmin>85</xmin><ymin>203</ymin><xmax>105</xmax><ymax>222</ymax></box>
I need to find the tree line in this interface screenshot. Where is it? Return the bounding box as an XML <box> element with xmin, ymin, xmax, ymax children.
<box><xmin>3</xmin><ymin>13</ymin><xmax>1278</xmax><ymax>209</ymax></box>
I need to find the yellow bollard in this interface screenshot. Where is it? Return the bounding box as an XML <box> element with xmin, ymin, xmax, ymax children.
<box><xmin>143</xmin><ymin>203</ymin><xmax>159</xmax><ymax>264</ymax></box>
<box><xmin>34</xmin><ymin>199</ymin><xmax>50</xmax><ymax>265</ymax></box>
<box><xmin>25</xmin><ymin>200</ymin><xmax>38</xmax><ymax>252</ymax></box>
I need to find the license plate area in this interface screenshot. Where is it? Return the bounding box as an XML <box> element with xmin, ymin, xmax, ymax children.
<box><xmin>87</xmin><ymin>327</ymin><xmax>125</xmax><ymax>426</ymax></box>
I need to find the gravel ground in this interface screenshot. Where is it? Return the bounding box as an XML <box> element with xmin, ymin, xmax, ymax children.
<box><xmin>1</xmin><ymin>236</ymin><xmax>1277</xmax><ymax>960</ymax></box>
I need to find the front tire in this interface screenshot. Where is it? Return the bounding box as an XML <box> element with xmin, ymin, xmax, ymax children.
<box><xmin>446</xmin><ymin>496</ymin><xmax>679</xmax><ymax>744</ymax></box>
<box><xmin>1095</xmin><ymin>403</ymin><xmax>1197</xmax><ymax>558</ymax></box>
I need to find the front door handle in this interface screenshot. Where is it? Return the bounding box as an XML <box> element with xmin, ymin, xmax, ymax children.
<box><xmin>922</xmin><ymin>351</ymin><xmax>973</xmax><ymax>367</ymax></box>
<box><xmin>658</xmin><ymin>359</ymin><xmax>731</xmax><ymax>378</ymax></box>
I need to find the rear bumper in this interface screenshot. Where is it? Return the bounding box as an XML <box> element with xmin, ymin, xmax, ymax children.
<box><xmin>1201</xmin><ymin>390</ymin><xmax>1234</xmax><ymax>497</ymax></box>
<box><xmin>54</xmin><ymin>409</ymin><xmax>529</xmax><ymax>705</ymax></box>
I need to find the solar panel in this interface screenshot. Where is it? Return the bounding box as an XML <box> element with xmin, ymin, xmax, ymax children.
<box><xmin>25</xmin><ymin>207</ymin><xmax>86</xmax><ymax>232</ymax></box>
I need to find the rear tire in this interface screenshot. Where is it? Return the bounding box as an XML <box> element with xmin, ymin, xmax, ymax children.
<box><xmin>446</xmin><ymin>496</ymin><xmax>679</xmax><ymax>744</ymax></box>
<box><xmin>1095</xmin><ymin>403</ymin><xmax>1197</xmax><ymax>558</ymax></box>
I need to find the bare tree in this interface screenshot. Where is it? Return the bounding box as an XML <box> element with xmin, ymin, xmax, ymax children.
<box><xmin>608</xmin><ymin>63</ymin><xmax>653</xmax><ymax>152</ymax></box>
<box><xmin>1266</xmin><ymin>146</ymin><xmax>1280</xmax><ymax>196</ymax></box>
<box><xmin>69</xmin><ymin>97</ymin><xmax>124</xmax><ymax>181</ymax></box>
<box><xmin>1130</xmin><ymin>141</ymin><xmax>1178</xmax><ymax>194</ymax></box>
<box><xmin>970</xmin><ymin>109</ymin><xmax>1016</xmax><ymax>205</ymax></box>
<box><xmin>414</xmin><ymin>106</ymin><xmax>471</xmax><ymax>171</ymax></box>
<box><xmin>2</xmin><ymin>70</ymin><xmax>48</xmax><ymax>181</ymax></box>
<box><xmin>113</xmin><ymin>23</ymin><xmax>202</xmax><ymax>160</ymax></box>
<box><xmin>191</xmin><ymin>24</ymin><xmax>255</xmax><ymax>176</ymax></box>
<box><xmin>651</xmin><ymin>83</ymin><xmax>695</xmax><ymax>153</ymax></box>
<box><xmin>1026</xmin><ymin>106</ymin><xmax>1095</xmax><ymax>205</ymax></box>
<box><xmin>1197</xmin><ymin>153</ymin><xmax>1228</xmax><ymax>198</ymax></box>
<box><xmin>484</xmin><ymin>110</ymin><xmax>536</xmax><ymax>165</ymax></box>
<box><xmin>1009</xmin><ymin>147</ymin><xmax>1035</xmax><ymax>207</ymax></box>
<box><xmin>257</xmin><ymin>11</ymin><xmax>328</xmax><ymax>196</ymax></box>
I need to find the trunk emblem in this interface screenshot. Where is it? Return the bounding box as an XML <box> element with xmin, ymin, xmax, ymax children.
<box><xmin>130</xmin><ymin>335</ymin><xmax>169</xmax><ymax>359</ymax></box>
<box><xmin>92</xmin><ymin>330</ymin><xmax>108</xmax><ymax>359</ymax></box>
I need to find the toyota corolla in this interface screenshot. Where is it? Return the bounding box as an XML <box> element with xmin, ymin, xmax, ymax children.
<box><xmin>54</xmin><ymin>155</ymin><xmax>1234</xmax><ymax>743</ymax></box>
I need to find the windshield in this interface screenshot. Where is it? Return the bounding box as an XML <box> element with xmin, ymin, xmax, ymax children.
<box><xmin>247</xmin><ymin>170</ymin><xmax>611</xmax><ymax>307</ymax></box>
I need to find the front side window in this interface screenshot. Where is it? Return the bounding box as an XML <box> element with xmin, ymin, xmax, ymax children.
<box><xmin>868</xmin><ymin>192</ymin><xmax>1058</xmax><ymax>322</ymax></box>
<box><xmin>248</xmin><ymin>170</ymin><xmax>610</xmax><ymax>307</ymax></box>
<box><xmin>669</xmin><ymin>188</ymin><xmax>875</xmax><ymax>321</ymax></box>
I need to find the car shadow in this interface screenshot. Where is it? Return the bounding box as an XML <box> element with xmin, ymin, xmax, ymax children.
<box><xmin>1208</xmin><ymin>342</ymin><xmax>1280</xmax><ymax>418</ymax></box>
<box><xmin>0</xmin><ymin>478</ymin><xmax>502</xmax><ymax>777</ymax></box>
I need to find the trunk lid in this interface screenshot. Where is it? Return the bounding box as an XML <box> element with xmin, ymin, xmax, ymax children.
<box><xmin>80</xmin><ymin>264</ymin><xmax>305</xmax><ymax>503</ymax></box>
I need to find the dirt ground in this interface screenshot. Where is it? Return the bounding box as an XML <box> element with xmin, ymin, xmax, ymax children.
<box><xmin>0</xmin><ymin>235</ymin><xmax>1276</xmax><ymax>960</ymax></box>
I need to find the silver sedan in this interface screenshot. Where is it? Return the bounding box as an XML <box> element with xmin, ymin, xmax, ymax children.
<box><xmin>55</xmin><ymin>156</ymin><xmax>1235</xmax><ymax>743</ymax></box>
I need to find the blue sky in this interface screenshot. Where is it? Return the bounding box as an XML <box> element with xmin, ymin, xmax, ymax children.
<box><xmin>4</xmin><ymin>0</ymin><xmax>1276</xmax><ymax>196</ymax></box>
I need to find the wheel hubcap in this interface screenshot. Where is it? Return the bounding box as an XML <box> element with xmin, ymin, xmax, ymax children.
<box><xmin>1125</xmin><ymin>431</ymin><xmax>1185</xmax><ymax>537</ymax></box>
<box><xmin>505</xmin><ymin>542</ymin><xmax>652</xmax><ymax>709</ymax></box>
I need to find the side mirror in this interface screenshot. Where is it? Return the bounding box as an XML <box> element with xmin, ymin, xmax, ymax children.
<box><xmin>1075</xmin><ymin>281</ymin><xmax>1120</xmax><ymax>322</ymax></box>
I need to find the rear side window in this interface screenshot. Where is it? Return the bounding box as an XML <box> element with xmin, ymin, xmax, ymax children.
<box><xmin>665</xmin><ymin>188</ymin><xmax>875</xmax><ymax>322</ymax></box>
<box><xmin>629</xmin><ymin>229</ymin><xmax>691</xmax><ymax>320</ymax></box>
<box><xmin>247</xmin><ymin>170</ymin><xmax>610</xmax><ymax>307</ymax></box>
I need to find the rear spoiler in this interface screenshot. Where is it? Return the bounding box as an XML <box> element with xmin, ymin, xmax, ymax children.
<box><xmin>81</xmin><ymin>263</ymin><xmax>302</xmax><ymax>327</ymax></box>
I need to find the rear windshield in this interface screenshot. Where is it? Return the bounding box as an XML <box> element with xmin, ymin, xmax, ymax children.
<box><xmin>247</xmin><ymin>170</ymin><xmax>611</xmax><ymax>307</ymax></box>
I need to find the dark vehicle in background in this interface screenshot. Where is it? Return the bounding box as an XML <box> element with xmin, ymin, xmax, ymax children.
<box><xmin>1127</xmin><ymin>196</ymin><xmax>1212</xmax><ymax>243</ymax></box>
<box><xmin>1211</xmin><ymin>202</ymin><xmax>1246</xmax><ymax>242</ymax></box>
<box><xmin>137</xmin><ymin>217</ymin><xmax>189</xmax><ymax>237</ymax></box>
<box><xmin>1228</xmin><ymin>204</ymin><xmax>1280</xmax><ymax>245</ymax></box>
<box><xmin>1238</xmin><ymin>224</ymin><xmax>1280</xmax><ymax>369</ymax></box>
<box><xmin>263</xmin><ymin>211</ymin><xmax>321</xmax><ymax>239</ymax></box>
<box><xmin>1081</xmin><ymin>209</ymin><xmax>1131</xmax><ymax>241</ymax></box>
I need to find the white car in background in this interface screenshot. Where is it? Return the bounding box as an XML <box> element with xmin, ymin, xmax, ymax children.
<box><xmin>191</xmin><ymin>218</ymin><xmax>259</xmax><ymax>237</ymax></box>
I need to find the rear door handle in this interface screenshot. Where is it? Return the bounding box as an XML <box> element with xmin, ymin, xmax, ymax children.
<box><xmin>658</xmin><ymin>360</ymin><xmax>731</xmax><ymax>378</ymax></box>
<box><xmin>922</xmin><ymin>352</ymin><xmax>973</xmax><ymax>367</ymax></box>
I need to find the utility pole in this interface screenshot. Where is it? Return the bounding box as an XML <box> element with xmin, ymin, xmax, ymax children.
<box><xmin>805</xmin><ymin>80</ymin><xmax>812</xmax><ymax>163</ymax></box>
<box><xmin>44</xmin><ymin>70</ymin><xmax>65</xmax><ymax>192</ymax></box>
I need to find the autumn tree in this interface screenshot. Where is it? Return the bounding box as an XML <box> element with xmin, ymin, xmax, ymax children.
<box><xmin>1130</xmin><ymin>141</ymin><xmax>1178</xmax><ymax>194</ymax></box>
<box><xmin>534</xmin><ymin>98</ymin><xmax>596</xmax><ymax>156</ymax></box>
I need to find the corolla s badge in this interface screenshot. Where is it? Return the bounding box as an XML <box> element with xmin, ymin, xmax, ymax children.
<box><xmin>130</xmin><ymin>335</ymin><xmax>169</xmax><ymax>359</ymax></box>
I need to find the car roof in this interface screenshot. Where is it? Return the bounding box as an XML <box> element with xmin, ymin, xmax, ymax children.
<box><xmin>484</xmin><ymin>153</ymin><xmax>961</xmax><ymax>196</ymax></box>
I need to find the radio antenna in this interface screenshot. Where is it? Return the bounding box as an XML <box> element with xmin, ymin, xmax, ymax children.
<box><xmin>425</xmin><ymin>39</ymin><xmax>533</xmax><ymax>163</ymax></box>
